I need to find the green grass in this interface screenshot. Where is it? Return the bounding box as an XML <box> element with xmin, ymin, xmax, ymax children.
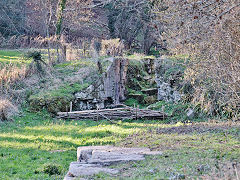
<box><xmin>125</xmin><ymin>53</ymin><xmax>155</xmax><ymax>61</ymax></box>
<box><xmin>0</xmin><ymin>50</ymin><xmax>31</xmax><ymax>65</ymax></box>
<box><xmin>0</xmin><ymin>50</ymin><xmax>22</xmax><ymax>58</ymax></box>
<box><xmin>0</xmin><ymin>109</ymin><xmax>166</xmax><ymax>179</ymax></box>
<box><xmin>125</xmin><ymin>98</ymin><xmax>145</xmax><ymax>109</ymax></box>
<box><xmin>54</xmin><ymin>60</ymin><xmax>96</xmax><ymax>69</ymax></box>
<box><xmin>29</xmin><ymin>83</ymin><xmax>89</xmax><ymax>101</ymax></box>
<box><xmin>0</xmin><ymin>109</ymin><xmax>239</xmax><ymax>179</ymax></box>
<box><xmin>148</xmin><ymin>101</ymin><xmax>192</xmax><ymax>122</ymax></box>
<box><xmin>92</xmin><ymin>123</ymin><xmax>240</xmax><ymax>180</ymax></box>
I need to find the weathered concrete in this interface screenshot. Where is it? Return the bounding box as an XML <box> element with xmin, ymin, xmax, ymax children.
<box><xmin>64</xmin><ymin>146</ymin><xmax>162</xmax><ymax>179</ymax></box>
<box><xmin>77</xmin><ymin>146</ymin><xmax>162</xmax><ymax>162</ymax></box>
<box><xmin>64</xmin><ymin>162</ymin><xmax>119</xmax><ymax>179</ymax></box>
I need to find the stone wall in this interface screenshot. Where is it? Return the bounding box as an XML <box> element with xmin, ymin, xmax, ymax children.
<box><xmin>74</xmin><ymin>58</ymin><xmax>129</xmax><ymax>111</ymax></box>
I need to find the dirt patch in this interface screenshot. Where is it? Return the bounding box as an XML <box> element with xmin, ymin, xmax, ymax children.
<box><xmin>156</xmin><ymin>122</ymin><xmax>240</xmax><ymax>135</ymax></box>
<box><xmin>119</xmin><ymin>122</ymin><xmax>240</xmax><ymax>152</ymax></box>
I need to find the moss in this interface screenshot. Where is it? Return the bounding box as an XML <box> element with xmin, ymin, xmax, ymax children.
<box><xmin>148</xmin><ymin>101</ymin><xmax>189</xmax><ymax>114</ymax></box>
<box><xmin>125</xmin><ymin>98</ymin><xmax>145</xmax><ymax>109</ymax></box>
<box><xmin>125</xmin><ymin>54</ymin><xmax>155</xmax><ymax>61</ymax></box>
<box><xmin>29</xmin><ymin>83</ymin><xmax>89</xmax><ymax>114</ymax></box>
<box><xmin>144</xmin><ymin>96</ymin><xmax>157</xmax><ymax>105</ymax></box>
<box><xmin>127</xmin><ymin>59</ymin><xmax>153</xmax><ymax>91</ymax></box>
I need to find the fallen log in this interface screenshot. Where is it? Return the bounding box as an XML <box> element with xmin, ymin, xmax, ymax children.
<box><xmin>57</xmin><ymin>107</ymin><xmax>167</xmax><ymax>121</ymax></box>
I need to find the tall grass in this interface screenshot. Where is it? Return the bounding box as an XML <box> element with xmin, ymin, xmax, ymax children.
<box><xmin>0</xmin><ymin>62</ymin><xmax>29</xmax><ymax>121</ymax></box>
<box><xmin>0</xmin><ymin>63</ymin><xmax>28</xmax><ymax>94</ymax></box>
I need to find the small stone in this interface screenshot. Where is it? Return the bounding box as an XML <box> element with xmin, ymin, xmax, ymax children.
<box><xmin>186</xmin><ymin>108</ymin><xmax>195</xmax><ymax>118</ymax></box>
<box><xmin>86</xmin><ymin>85</ymin><xmax>94</xmax><ymax>93</ymax></box>
<box><xmin>75</xmin><ymin>92</ymin><xmax>87</xmax><ymax>100</ymax></box>
<box><xmin>148</xmin><ymin>169</ymin><xmax>155</xmax><ymax>174</ymax></box>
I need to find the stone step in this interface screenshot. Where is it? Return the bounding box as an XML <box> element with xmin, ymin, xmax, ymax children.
<box><xmin>64</xmin><ymin>146</ymin><xmax>162</xmax><ymax>179</ymax></box>
<box><xmin>64</xmin><ymin>162</ymin><xmax>119</xmax><ymax>180</ymax></box>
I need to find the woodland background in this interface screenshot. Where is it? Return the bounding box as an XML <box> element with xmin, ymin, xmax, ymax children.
<box><xmin>1</xmin><ymin>0</ymin><xmax>239</xmax><ymax>118</ymax></box>
<box><xmin>0</xmin><ymin>1</ymin><xmax>240</xmax><ymax>179</ymax></box>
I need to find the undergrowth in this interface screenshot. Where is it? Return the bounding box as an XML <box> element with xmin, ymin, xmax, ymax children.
<box><xmin>29</xmin><ymin>83</ymin><xmax>89</xmax><ymax>114</ymax></box>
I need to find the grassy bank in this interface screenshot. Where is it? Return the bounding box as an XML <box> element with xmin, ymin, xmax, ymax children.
<box><xmin>0</xmin><ymin>109</ymin><xmax>156</xmax><ymax>179</ymax></box>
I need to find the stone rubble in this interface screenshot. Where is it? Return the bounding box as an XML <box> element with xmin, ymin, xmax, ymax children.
<box><xmin>155</xmin><ymin>56</ymin><xmax>182</xmax><ymax>102</ymax></box>
<box><xmin>186</xmin><ymin>108</ymin><xmax>195</xmax><ymax>118</ymax></box>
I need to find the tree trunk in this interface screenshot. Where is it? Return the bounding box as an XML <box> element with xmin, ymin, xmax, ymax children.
<box><xmin>55</xmin><ymin>0</ymin><xmax>67</xmax><ymax>62</ymax></box>
<box><xmin>61</xmin><ymin>44</ymin><xmax>67</xmax><ymax>62</ymax></box>
<box><xmin>143</xmin><ymin>27</ymin><xmax>155</xmax><ymax>55</ymax></box>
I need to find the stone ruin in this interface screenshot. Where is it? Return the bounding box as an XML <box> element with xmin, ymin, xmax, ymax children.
<box><xmin>64</xmin><ymin>146</ymin><xmax>162</xmax><ymax>179</ymax></box>
<box><xmin>72</xmin><ymin>56</ymin><xmax>183</xmax><ymax>111</ymax></box>
<box><xmin>73</xmin><ymin>58</ymin><xmax>129</xmax><ymax>111</ymax></box>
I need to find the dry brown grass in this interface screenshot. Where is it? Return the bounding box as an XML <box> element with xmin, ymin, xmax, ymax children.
<box><xmin>202</xmin><ymin>162</ymin><xmax>240</xmax><ymax>180</ymax></box>
<box><xmin>0</xmin><ymin>98</ymin><xmax>18</xmax><ymax>121</ymax></box>
<box><xmin>101</xmin><ymin>38</ymin><xmax>124</xmax><ymax>56</ymax></box>
<box><xmin>0</xmin><ymin>62</ymin><xmax>30</xmax><ymax>118</ymax></box>
<box><xmin>0</xmin><ymin>63</ymin><xmax>28</xmax><ymax>93</ymax></box>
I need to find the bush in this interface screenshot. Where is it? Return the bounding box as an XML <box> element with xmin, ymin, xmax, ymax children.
<box><xmin>42</xmin><ymin>164</ymin><xmax>62</xmax><ymax>176</ymax></box>
<box><xmin>25</xmin><ymin>51</ymin><xmax>48</xmax><ymax>77</ymax></box>
<box><xmin>0</xmin><ymin>63</ymin><xmax>28</xmax><ymax>93</ymax></box>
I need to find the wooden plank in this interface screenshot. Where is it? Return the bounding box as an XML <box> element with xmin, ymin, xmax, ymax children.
<box><xmin>57</xmin><ymin>107</ymin><xmax>167</xmax><ymax>121</ymax></box>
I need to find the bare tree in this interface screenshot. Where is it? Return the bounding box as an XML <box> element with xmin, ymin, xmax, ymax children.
<box><xmin>0</xmin><ymin>0</ymin><xmax>26</xmax><ymax>37</ymax></box>
<box><xmin>105</xmin><ymin>0</ymin><xmax>162</xmax><ymax>54</ymax></box>
<box><xmin>155</xmin><ymin>0</ymin><xmax>240</xmax><ymax>117</ymax></box>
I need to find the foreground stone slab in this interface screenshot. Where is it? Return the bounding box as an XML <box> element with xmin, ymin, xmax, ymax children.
<box><xmin>64</xmin><ymin>146</ymin><xmax>162</xmax><ymax>179</ymax></box>
<box><xmin>64</xmin><ymin>162</ymin><xmax>119</xmax><ymax>179</ymax></box>
<box><xmin>77</xmin><ymin>146</ymin><xmax>162</xmax><ymax>163</ymax></box>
